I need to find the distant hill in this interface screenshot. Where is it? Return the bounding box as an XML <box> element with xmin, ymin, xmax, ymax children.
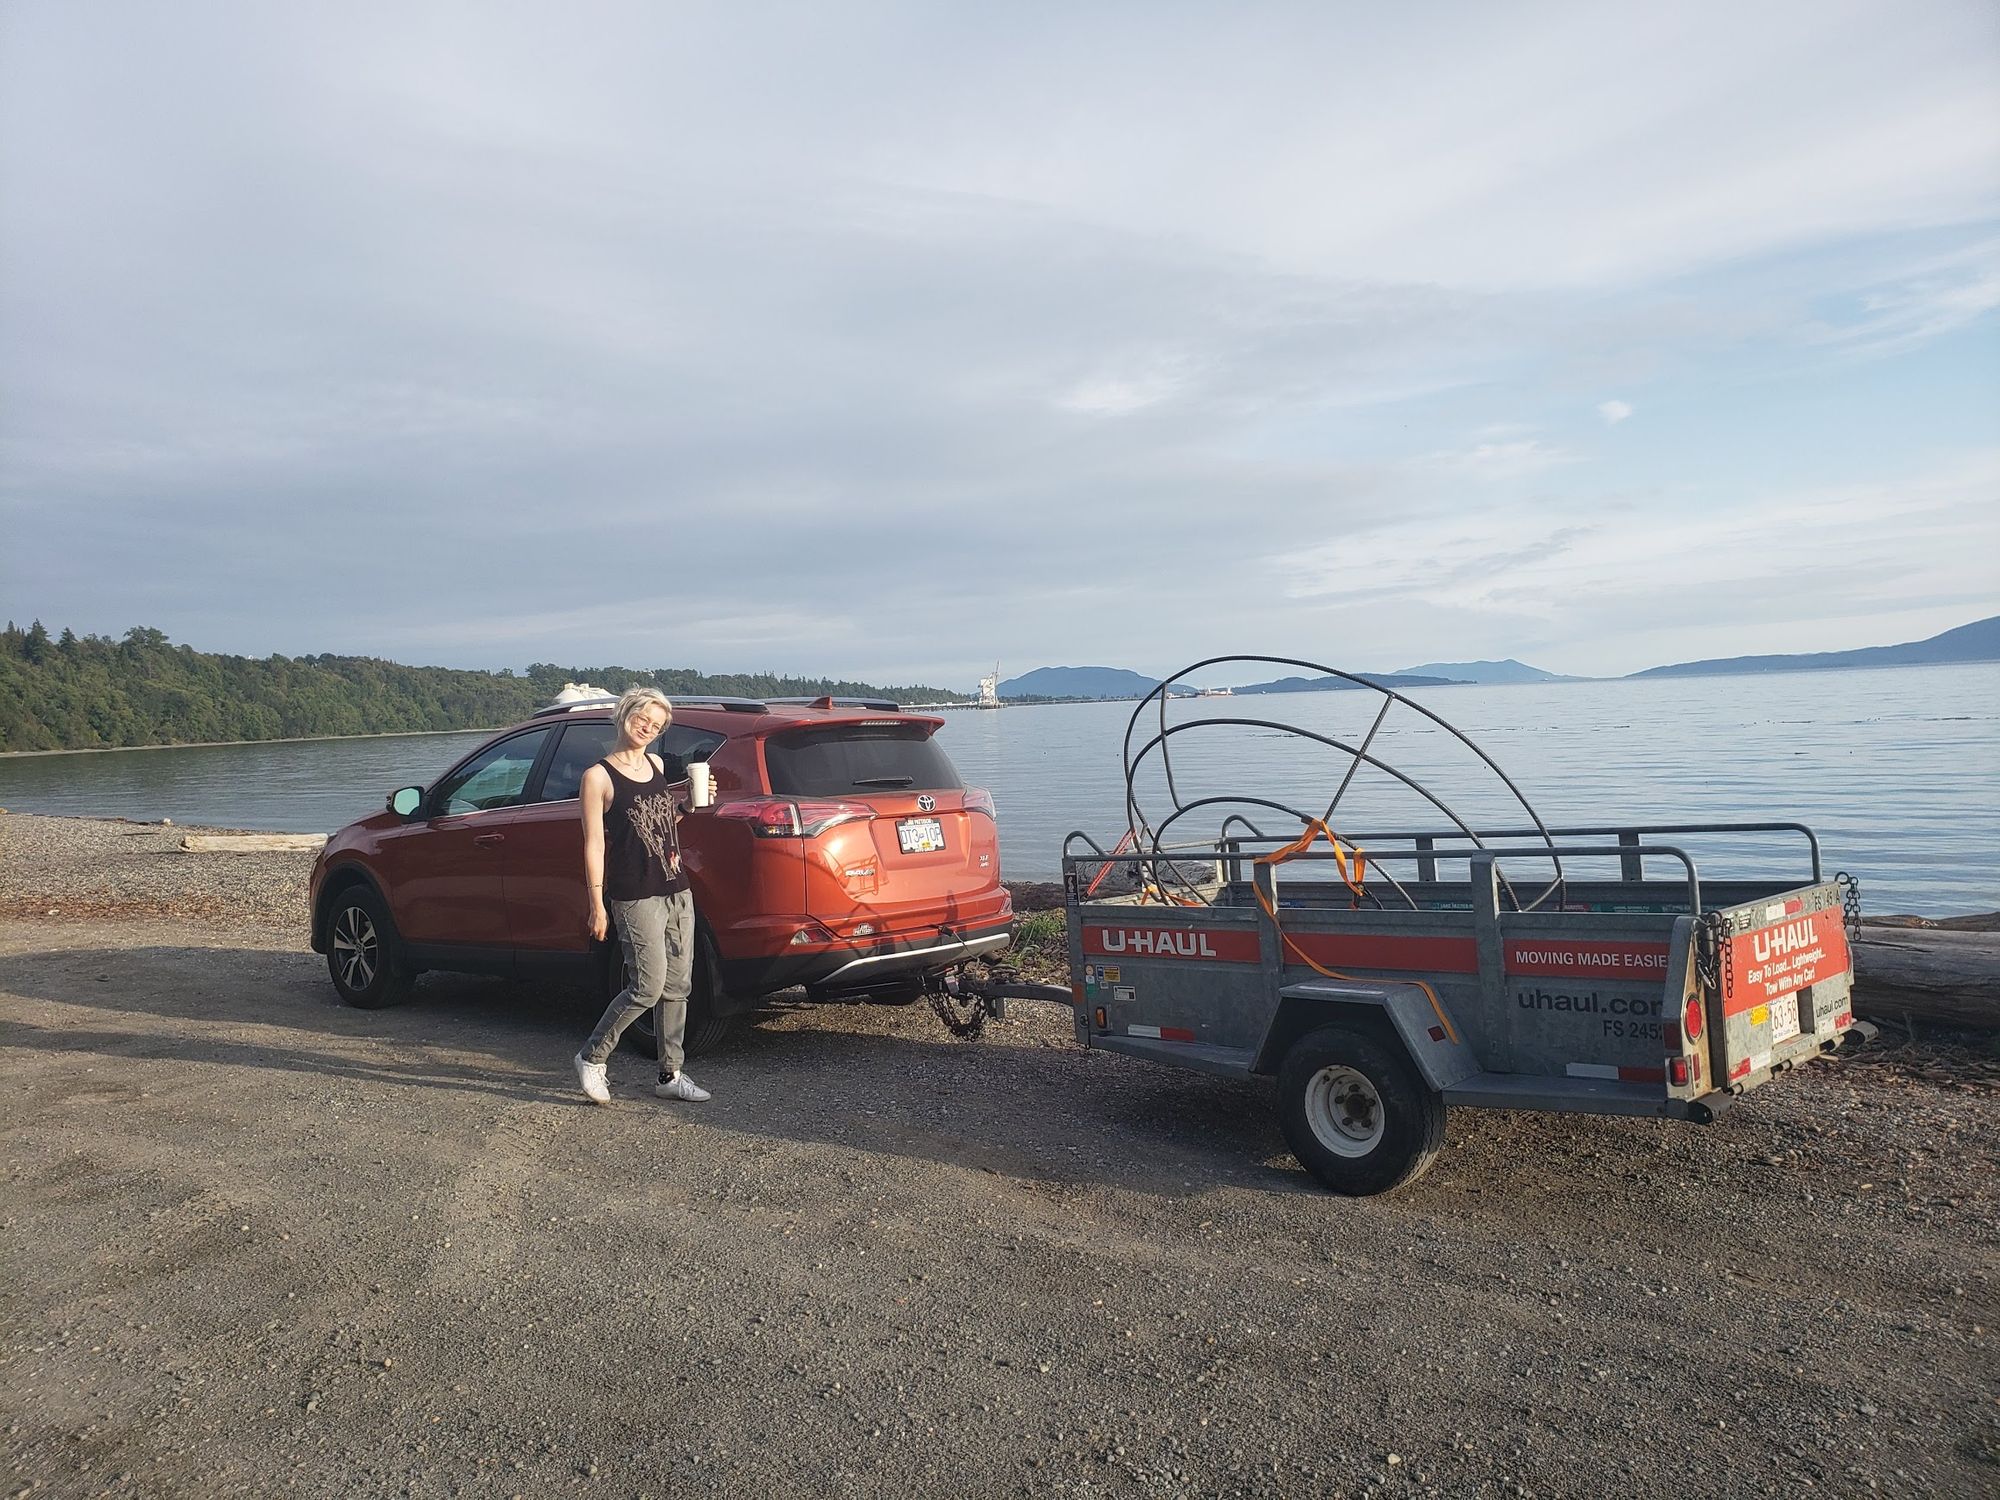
<box><xmin>1630</xmin><ymin>615</ymin><xmax>2000</xmax><ymax>679</ymax></box>
<box><xmin>1393</xmin><ymin>658</ymin><xmax>1579</xmax><ymax>685</ymax></box>
<box><xmin>998</xmin><ymin>666</ymin><xmax>1174</xmax><ymax>700</ymax></box>
<box><xmin>0</xmin><ymin>621</ymin><xmax>970</xmax><ymax>752</ymax></box>
<box><xmin>1233</xmin><ymin>672</ymin><xmax>1460</xmax><ymax>694</ymax></box>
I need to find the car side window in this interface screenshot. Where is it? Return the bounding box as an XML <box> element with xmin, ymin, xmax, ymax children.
<box><xmin>538</xmin><ymin>720</ymin><xmax>618</xmax><ymax>803</ymax></box>
<box><xmin>431</xmin><ymin>728</ymin><xmax>553</xmax><ymax>815</ymax></box>
<box><xmin>653</xmin><ymin>725</ymin><xmax>725</xmax><ymax>781</ymax></box>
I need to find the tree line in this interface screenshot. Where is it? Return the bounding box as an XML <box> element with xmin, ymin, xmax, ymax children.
<box><xmin>0</xmin><ymin>622</ymin><xmax>970</xmax><ymax>752</ymax></box>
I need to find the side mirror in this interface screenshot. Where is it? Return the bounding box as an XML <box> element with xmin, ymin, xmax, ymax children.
<box><xmin>389</xmin><ymin>786</ymin><xmax>424</xmax><ymax>818</ymax></box>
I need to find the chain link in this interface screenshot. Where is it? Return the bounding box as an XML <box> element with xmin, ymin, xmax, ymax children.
<box><xmin>929</xmin><ymin>962</ymin><xmax>1016</xmax><ymax>1040</ymax></box>
<box><xmin>1836</xmin><ymin>871</ymin><xmax>1862</xmax><ymax>946</ymax></box>
<box><xmin>1695</xmin><ymin>910</ymin><xmax>1731</xmax><ymax>1001</ymax></box>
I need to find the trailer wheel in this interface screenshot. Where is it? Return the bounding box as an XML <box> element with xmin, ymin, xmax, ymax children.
<box><xmin>1277</xmin><ymin>1025</ymin><xmax>1445</xmax><ymax>1196</ymax></box>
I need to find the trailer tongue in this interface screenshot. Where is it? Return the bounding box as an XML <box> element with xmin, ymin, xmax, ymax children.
<box><xmin>937</xmin><ymin>655</ymin><xmax>1875</xmax><ymax>1196</ymax></box>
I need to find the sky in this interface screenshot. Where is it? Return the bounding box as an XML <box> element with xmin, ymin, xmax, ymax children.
<box><xmin>2</xmin><ymin>0</ymin><xmax>1997</xmax><ymax>688</ymax></box>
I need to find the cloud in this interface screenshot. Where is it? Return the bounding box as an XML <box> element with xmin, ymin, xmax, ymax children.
<box><xmin>0</xmin><ymin>1</ymin><xmax>1994</xmax><ymax>687</ymax></box>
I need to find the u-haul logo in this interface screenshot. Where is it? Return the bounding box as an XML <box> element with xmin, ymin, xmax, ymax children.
<box><xmin>1082</xmin><ymin>926</ymin><xmax>1259</xmax><ymax>963</ymax></box>
<box><xmin>1750</xmin><ymin>920</ymin><xmax>1819</xmax><ymax>962</ymax></box>
<box><xmin>1098</xmin><ymin>928</ymin><xmax>1217</xmax><ymax>957</ymax></box>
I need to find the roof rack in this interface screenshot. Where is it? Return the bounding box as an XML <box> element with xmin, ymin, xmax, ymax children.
<box><xmin>674</xmin><ymin>696</ymin><xmax>771</xmax><ymax>713</ymax></box>
<box><xmin>534</xmin><ymin>693</ymin><xmax>772</xmax><ymax>718</ymax></box>
<box><xmin>767</xmin><ymin>695</ymin><xmax>903</xmax><ymax>712</ymax></box>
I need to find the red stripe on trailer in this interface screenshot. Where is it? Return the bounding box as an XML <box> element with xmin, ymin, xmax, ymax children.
<box><xmin>1728</xmin><ymin>1057</ymin><xmax>1752</xmax><ymax>1081</ymax></box>
<box><xmin>1723</xmin><ymin>908</ymin><xmax>1849</xmax><ymax>1016</ymax></box>
<box><xmin>1566</xmin><ymin>1062</ymin><xmax>1665</xmax><ymax>1084</ymax></box>
<box><xmin>1161</xmin><ymin>1026</ymin><xmax>1197</xmax><ymax>1043</ymax></box>
<box><xmin>1082</xmin><ymin>925</ymin><xmax>1260</xmax><ymax>963</ymax></box>
<box><xmin>1285</xmin><ymin>932</ymin><xmax>1478</xmax><ymax>974</ymax></box>
<box><xmin>1504</xmin><ymin>940</ymin><xmax>1671</xmax><ymax>978</ymax></box>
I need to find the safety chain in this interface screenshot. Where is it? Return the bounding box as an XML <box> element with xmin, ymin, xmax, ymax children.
<box><xmin>929</xmin><ymin>962</ymin><xmax>1009</xmax><ymax>1040</ymax></box>
<box><xmin>1836</xmin><ymin>871</ymin><xmax>1862</xmax><ymax>946</ymax></box>
<box><xmin>1694</xmin><ymin>911</ymin><xmax>1729</xmax><ymax>999</ymax></box>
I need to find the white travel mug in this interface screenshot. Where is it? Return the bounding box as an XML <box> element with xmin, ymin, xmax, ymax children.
<box><xmin>688</xmin><ymin>761</ymin><xmax>713</xmax><ymax>809</ymax></box>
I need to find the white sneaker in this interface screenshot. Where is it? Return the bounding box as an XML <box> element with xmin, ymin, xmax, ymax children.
<box><xmin>573</xmin><ymin>1052</ymin><xmax>610</xmax><ymax>1105</ymax></box>
<box><xmin>654</xmin><ymin>1072</ymin><xmax>711</xmax><ymax>1102</ymax></box>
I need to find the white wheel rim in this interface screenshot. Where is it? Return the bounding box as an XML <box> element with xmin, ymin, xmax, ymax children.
<box><xmin>1303</xmin><ymin>1065</ymin><xmax>1385</xmax><ymax>1157</ymax></box>
<box><xmin>331</xmin><ymin>905</ymin><xmax>378</xmax><ymax>991</ymax></box>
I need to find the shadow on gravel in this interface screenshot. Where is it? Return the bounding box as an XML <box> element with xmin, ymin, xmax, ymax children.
<box><xmin>0</xmin><ymin>945</ymin><xmax>1304</xmax><ymax>1200</ymax></box>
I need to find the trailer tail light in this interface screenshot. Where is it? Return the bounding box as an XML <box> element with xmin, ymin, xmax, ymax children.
<box><xmin>1668</xmin><ymin>1057</ymin><xmax>1691</xmax><ymax>1088</ymax></box>
<box><xmin>963</xmin><ymin>787</ymin><xmax>996</xmax><ymax>819</ymax></box>
<box><xmin>715</xmin><ymin>799</ymin><xmax>872</xmax><ymax>838</ymax></box>
<box><xmin>1683</xmin><ymin>994</ymin><xmax>1705</xmax><ymax>1042</ymax></box>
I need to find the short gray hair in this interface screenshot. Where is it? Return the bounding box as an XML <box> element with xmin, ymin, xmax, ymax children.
<box><xmin>612</xmin><ymin>686</ymin><xmax>673</xmax><ymax>738</ymax></box>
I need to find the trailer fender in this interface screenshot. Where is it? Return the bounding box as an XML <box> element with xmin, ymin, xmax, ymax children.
<box><xmin>1257</xmin><ymin>980</ymin><xmax>1477</xmax><ymax>1091</ymax></box>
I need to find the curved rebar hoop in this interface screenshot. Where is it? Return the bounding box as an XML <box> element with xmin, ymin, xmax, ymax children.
<box><xmin>1147</xmin><ymin>793</ymin><xmax>1420</xmax><ymax>909</ymax></box>
<box><xmin>1121</xmin><ymin>656</ymin><xmax>1565</xmax><ymax>911</ymax></box>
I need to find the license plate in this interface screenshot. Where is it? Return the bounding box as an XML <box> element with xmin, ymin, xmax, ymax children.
<box><xmin>897</xmin><ymin>816</ymin><xmax>945</xmax><ymax>854</ymax></box>
<box><xmin>1769</xmin><ymin>992</ymin><xmax>1802</xmax><ymax>1043</ymax></box>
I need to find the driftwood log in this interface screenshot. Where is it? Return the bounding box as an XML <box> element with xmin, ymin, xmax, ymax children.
<box><xmin>1853</xmin><ymin>926</ymin><xmax>2000</xmax><ymax>1031</ymax></box>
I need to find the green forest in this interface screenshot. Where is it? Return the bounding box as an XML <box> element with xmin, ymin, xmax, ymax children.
<box><xmin>0</xmin><ymin>622</ymin><xmax>970</xmax><ymax>753</ymax></box>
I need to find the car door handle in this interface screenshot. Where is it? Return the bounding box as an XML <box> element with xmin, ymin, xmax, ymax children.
<box><xmin>474</xmin><ymin>833</ymin><xmax>505</xmax><ymax>847</ymax></box>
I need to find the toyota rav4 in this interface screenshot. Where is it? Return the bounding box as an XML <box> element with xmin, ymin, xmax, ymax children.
<box><xmin>308</xmin><ymin>694</ymin><xmax>1012</xmax><ymax>1053</ymax></box>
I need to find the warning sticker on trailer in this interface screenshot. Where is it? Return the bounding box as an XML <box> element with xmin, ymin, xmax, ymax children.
<box><xmin>1725</xmin><ymin>908</ymin><xmax>1849</xmax><ymax>1015</ymax></box>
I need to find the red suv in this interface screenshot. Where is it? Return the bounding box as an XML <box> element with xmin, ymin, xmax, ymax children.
<box><xmin>308</xmin><ymin>694</ymin><xmax>1012</xmax><ymax>1053</ymax></box>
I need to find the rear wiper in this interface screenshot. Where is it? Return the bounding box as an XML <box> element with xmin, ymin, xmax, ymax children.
<box><xmin>852</xmin><ymin>775</ymin><xmax>916</xmax><ymax>787</ymax></box>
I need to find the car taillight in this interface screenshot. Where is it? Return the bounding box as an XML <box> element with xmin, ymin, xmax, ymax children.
<box><xmin>1683</xmin><ymin>994</ymin><xmax>1705</xmax><ymax>1042</ymax></box>
<box><xmin>714</xmin><ymin>798</ymin><xmax>872</xmax><ymax>839</ymax></box>
<box><xmin>796</xmin><ymin>800</ymin><xmax>872</xmax><ymax>837</ymax></box>
<box><xmin>716</xmin><ymin>798</ymin><xmax>802</xmax><ymax>837</ymax></box>
<box><xmin>963</xmin><ymin>788</ymin><xmax>996</xmax><ymax>818</ymax></box>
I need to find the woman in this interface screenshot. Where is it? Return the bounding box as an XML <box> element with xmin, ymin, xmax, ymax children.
<box><xmin>572</xmin><ymin>686</ymin><xmax>713</xmax><ymax>1106</ymax></box>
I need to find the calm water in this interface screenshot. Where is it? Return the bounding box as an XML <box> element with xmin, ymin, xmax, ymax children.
<box><xmin>3</xmin><ymin>664</ymin><xmax>1995</xmax><ymax>915</ymax></box>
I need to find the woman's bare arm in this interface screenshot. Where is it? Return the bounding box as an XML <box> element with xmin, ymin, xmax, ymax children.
<box><xmin>581</xmin><ymin>763</ymin><xmax>612</xmax><ymax>940</ymax></box>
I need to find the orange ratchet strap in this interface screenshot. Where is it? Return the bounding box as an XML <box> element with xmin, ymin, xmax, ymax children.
<box><xmin>1252</xmin><ymin>821</ymin><xmax>1459</xmax><ymax>1044</ymax></box>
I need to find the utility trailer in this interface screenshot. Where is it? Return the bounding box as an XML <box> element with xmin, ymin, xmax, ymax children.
<box><xmin>957</xmin><ymin>822</ymin><xmax>1872</xmax><ymax>1195</ymax></box>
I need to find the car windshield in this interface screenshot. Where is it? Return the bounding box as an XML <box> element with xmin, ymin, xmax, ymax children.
<box><xmin>765</xmin><ymin>723</ymin><xmax>963</xmax><ymax>796</ymax></box>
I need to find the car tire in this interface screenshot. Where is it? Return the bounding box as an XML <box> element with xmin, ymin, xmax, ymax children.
<box><xmin>1276</xmin><ymin>1024</ymin><xmax>1444</xmax><ymax>1196</ymax></box>
<box><xmin>324</xmin><ymin>884</ymin><xmax>413</xmax><ymax>1010</ymax></box>
<box><xmin>616</xmin><ymin>927</ymin><xmax>736</xmax><ymax>1060</ymax></box>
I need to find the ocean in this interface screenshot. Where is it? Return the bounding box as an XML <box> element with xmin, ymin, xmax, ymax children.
<box><xmin>3</xmin><ymin>662</ymin><xmax>1994</xmax><ymax>916</ymax></box>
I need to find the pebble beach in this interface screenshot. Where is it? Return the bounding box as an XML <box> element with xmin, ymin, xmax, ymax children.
<box><xmin>2</xmin><ymin>808</ymin><xmax>1996</xmax><ymax>1497</ymax></box>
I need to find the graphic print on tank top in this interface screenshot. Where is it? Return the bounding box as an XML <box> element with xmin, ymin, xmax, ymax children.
<box><xmin>627</xmin><ymin>786</ymin><xmax>682</xmax><ymax>879</ymax></box>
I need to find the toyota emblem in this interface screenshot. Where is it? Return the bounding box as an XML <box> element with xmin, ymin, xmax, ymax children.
<box><xmin>916</xmin><ymin>794</ymin><xmax>935</xmax><ymax>812</ymax></box>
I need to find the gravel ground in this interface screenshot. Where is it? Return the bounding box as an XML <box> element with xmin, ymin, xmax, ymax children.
<box><xmin>3</xmin><ymin>813</ymin><xmax>1997</xmax><ymax>1498</ymax></box>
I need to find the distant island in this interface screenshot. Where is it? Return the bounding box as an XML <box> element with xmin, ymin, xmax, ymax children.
<box><xmin>1628</xmin><ymin>615</ymin><xmax>2000</xmax><ymax>679</ymax></box>
<box><xmin>999</xmin><ymin>613</ymin><xmax>2000</xmax><ymax>701</ymax></box>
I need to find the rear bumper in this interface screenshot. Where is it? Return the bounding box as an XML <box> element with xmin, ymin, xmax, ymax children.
<box><xmin>720</xmin><ymin>918</ymin><xmax>1014</xmax><ymax>997</ymax></box>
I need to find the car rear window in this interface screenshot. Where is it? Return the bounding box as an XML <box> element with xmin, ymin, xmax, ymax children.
<box><xmin>765</xmin><ymin>723</ymin><xmax>963</xmax><ymax>796</ymax></box>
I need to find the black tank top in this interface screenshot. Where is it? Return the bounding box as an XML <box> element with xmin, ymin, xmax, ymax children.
<box><xmin>599</xmin><ymin>757</ymin><xmax>688</xmax><ymax>901</ymax></box>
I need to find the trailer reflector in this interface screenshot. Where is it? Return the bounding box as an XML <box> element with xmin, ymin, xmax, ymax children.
<box><xmin>1729</xmin><ymin>1057</ymin><xmax>1752</xmax><ymax>1081</ymax></box>
<box><xmin>1566</xmin><ymin>1063</ymin><xmax>1666</xmax><ymax>1083</ymax></box>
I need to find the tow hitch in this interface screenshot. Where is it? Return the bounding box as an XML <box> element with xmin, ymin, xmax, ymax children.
<box><xmin>927</xmin><ymin>963</ymin><xmax>1075</xmax><ymax>1038</ymax></box>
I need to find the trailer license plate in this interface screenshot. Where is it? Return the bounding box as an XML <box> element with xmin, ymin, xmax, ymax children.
<box><xmin>897</xmin><ymin>816</ymin><xmax>945</xmax><ymax>854</ymax></box>
<box><xmin>1769</xmin><ymin>992</ymin><xmax>1802</xmax><ymax>1044</ymax></box>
